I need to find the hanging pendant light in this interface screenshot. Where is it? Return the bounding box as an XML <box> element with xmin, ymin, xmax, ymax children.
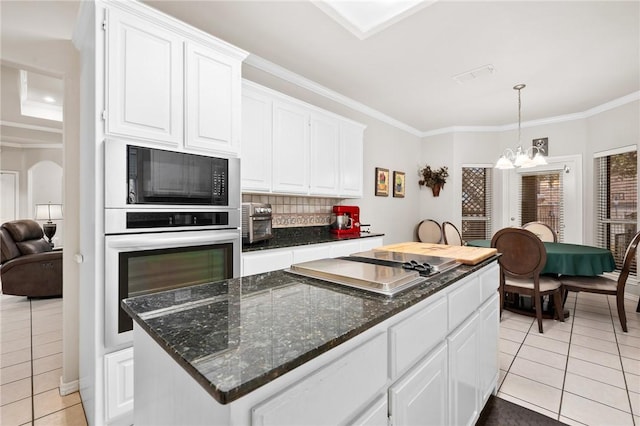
<box><xmin>495</xmin><ymin>84</ymin><xmax>547</xmax><ymax>169</ymax></box>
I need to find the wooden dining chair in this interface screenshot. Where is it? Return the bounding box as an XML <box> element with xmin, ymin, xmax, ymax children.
<box><xmin>491</xmin><ymin>228</ymin><xmax>564</xmax><ymax>333</ymax></box>
<box><xmin>417</xmin><ymin>219</ymin><xmax>442</xmax><ymax>243</ymax></box>
<box><xmin>442</xmin><ymin>221</ymin><xmax>463</xmax><ymax>245</ymax></box>
<box><xmin>522</xmin><ymin>221</ymin><xmax>558</xmax><ymax>242</ymax></box>
<box><xmin>561</xmin><ymin>230</ymin><xmax>640</xmax><ymax>332</ymax></box>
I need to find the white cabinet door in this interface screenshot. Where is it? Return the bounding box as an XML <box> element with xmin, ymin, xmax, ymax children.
<box><xmin>241</xmin><ymin>87</ymin><xmax>273</xmax><ymax>192</ymax></box>
<box><xmin>330</xmin><ymin>240</ymin><xmax>361</xmax><ymax>258</ymax></box>
<box><xmin>359</xmin><ymin>237</ymin><xmax>384</xmax><ymax>252</ymax></box>
<box><xmin>339</xmin><ymin>122</ymin><xmax>364</xmax><ymax>198</ymax></box>
<box><xmin>478</xmin><ymin>293</ymin><xmax>500</xmax><ymax>405</ymax></box>
<box><xmin>242</xmin><ymin>249</ymin><xmax>293</xmax><ymax>276</ymax></box>
<box><xmin>448</xmin><ymin>313</ymin><xmax>480</xmax><ymax>426</ymax></box>
<box><xmin>251</xmin><ymin>332</ymin><xmax>387</xmax><ymax>426</ymax></box>
<box><xmin>105</xmin><ymin>347</ymin><xmax>134</xmax><ymax>423</ymax></box>
<box><xmin>107</xmin><ymin>8</ymin><xmax>183</xmax><ymax>145</ymax></box>
<box><xmin>389</xmin><ymin>343</ymin><xmax>448</xmax><ymax>426</ymax></box>
<box><xmin>292</xmin><ymin>244</ymin><xmax>332</xmax><ymax>264</ymax></box>
<box><xmin>185</xmin><ymin>42</ymin><xmax>240</xmax><ymax>155</ymax></box>
<box><xmin>309</xmin><ymin>112</ymin><xmax>340</xmax><ymax>195</ymax></box>
<box><xmin>272</xmin><ymin>100</ymin><xmax>309</xmax><ymax>194</ymax></box>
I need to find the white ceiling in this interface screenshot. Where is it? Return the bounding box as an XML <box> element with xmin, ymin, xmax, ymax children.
<box><xmin>1</xmin><ymin>0</ymin><xmax>638</xmax><ymax>139</ymax></box>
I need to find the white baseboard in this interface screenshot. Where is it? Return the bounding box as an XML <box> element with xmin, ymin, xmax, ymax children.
<box><xmin>59</xmin><ymin>377</ymin><xmax>79</xmax><ymax>395</ymax></box>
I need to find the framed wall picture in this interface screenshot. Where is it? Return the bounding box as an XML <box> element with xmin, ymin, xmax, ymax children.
<box><xmin>393</xmin><ymin>171</ymin><xmax>405</xmax><ymax>198</ymax></box>
<box><xmin>375</xmin><ymin>167</ymin><xmax>389</xmax><ymax>196</ymax></box>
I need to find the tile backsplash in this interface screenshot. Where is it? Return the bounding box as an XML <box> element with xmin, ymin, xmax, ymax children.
<box><xmin>242</xmin><ymin>194</ymin><xmax>344</xmax><ymax>228</ymax></box>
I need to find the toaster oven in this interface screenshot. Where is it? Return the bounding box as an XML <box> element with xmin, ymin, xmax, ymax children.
<box><xmin>242</xmin><ymin>203</ymin><xmax>273</xmax><ymax>244</ymax></box>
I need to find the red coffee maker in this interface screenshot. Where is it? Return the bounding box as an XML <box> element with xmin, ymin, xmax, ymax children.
<box><xmin>330</xmin><ymin>206</ymin><xmax>360</xmax><ymax>236</ymax></box>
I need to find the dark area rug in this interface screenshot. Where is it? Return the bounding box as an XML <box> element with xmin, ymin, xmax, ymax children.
<box><xmin>476</xmin><ymin>396</ymin><xmax>567</xmax><ymax>426</ymax></box>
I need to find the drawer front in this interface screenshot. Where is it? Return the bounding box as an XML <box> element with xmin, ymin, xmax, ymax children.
<box><xmin>479</xmin><ymin>263</ymin><xmax>499</xmax><ymax>303</ymax></box>
<box><xmin>447</xmin><ymin>275</ymin><xmax>481</xmax><ymax>332</ymax></box>
<box><xmin>389</xmin><ymin>295</ymin><xmax>447</xmax><ymax>379</ymax></box>
<box><xmin>242</xmin><ymin>250</ymin><xmax>293</xmax><ymax>276</ymax></box>
<box><xmin>251</xmin><ymin>331</ymin><xmax>387</xmax><ymax>426</ymax></box>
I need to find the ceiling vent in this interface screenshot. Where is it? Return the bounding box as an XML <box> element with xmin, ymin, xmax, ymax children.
<box><xmin>452</xmin><ymin>64</ymin><xmax>496</xmax><ymax>84</ymax></box>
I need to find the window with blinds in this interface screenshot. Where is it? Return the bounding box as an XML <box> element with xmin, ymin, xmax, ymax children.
<box><xmin>461</xmin><ymin>167</ymin><xmax>492</xmax><ymax>240</ymax></box>
<box><xmin>520</xmin><ymin>172</ymin><xmax>564</xmax><ymax>241</ymax></box>
<box><xmin>595</xmin><ymin>149</ymin><xmax>637</xmax><ymax>274</ymax></box>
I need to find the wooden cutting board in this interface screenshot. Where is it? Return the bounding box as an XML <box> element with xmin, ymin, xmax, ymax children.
<box><xmin>374</xmin><ymin>242</ymin><xmax>497</xmax><ymax>265</ymax></box>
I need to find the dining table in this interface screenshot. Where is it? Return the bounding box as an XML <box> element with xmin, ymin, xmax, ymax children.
<box><xmin>467</xmin><ymin>239</ymin><xmax>617</xmax><ymax>319</ymax></box>
<box><xmin>466</xmin><ymin>239</ymin><xmax>616</xmax><ymax>277</ymax></box>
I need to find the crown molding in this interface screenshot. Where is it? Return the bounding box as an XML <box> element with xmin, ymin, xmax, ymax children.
<box><xmin>244</xmin><ymin>54</ymin><xmax>423</xmax><ymax>137</ymax></box>
<box><xmin>0</xmin><ymin>120</ymin><xmax>63</xmax><ymax>134</ymax></box>
<box><xmin>421</xmin><ymin>91</ymin><xmax>640</xmax><ymax>137</ymax></box>
<box><xmin>244</xmin><ymin>53</ymin><xmax>639</xmax><ymax>140</ymax></box>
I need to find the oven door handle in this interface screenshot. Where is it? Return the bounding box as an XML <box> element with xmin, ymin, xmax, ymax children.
<box><xmin>105</xmin><ymin>229</ymin><xmax>240</xmax><ymax>250</ymax></box>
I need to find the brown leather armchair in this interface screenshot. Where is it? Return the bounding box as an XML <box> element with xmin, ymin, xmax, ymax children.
<box><xmin>1</xmin><ymin>220</ymin><xmax>62</xmax><ymax>297</ymax></box>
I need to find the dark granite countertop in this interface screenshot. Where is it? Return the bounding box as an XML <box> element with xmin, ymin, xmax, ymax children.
<box><xmin>122</xmin><ymin>255</ymin><xmax>498</xmax><ymax>405</ymax></box>
<box><xmin>242</xmin><ymin>226</ymin><xmax>384</xmax><ymax>252</ymax></box>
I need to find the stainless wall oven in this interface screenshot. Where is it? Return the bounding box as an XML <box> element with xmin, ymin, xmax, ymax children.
<box><xmin>105</xmin><ymin>229</ymin><xmax>241</xmax><ymax>349</ymax></box>
<box><xmin>104</xmin><ymin>139</ymin><xmax>242</xmax><ymax>349</ymax></box>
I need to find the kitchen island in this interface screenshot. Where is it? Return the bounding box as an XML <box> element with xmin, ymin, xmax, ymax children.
<box><xmin>122</xmin><ymin>254</ymin><xmax>500</xmax><ymax>425</ymax></box>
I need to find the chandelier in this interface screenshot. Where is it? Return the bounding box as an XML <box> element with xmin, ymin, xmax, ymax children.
<box><xmin>495</xmin><ymin>84</ymin><xmax>547</xmax><ymax>169</ymax></box>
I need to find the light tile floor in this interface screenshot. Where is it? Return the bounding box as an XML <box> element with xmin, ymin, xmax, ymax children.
<box><xmin>498</xmin><ymin>292</ymin><xmax>640</xmax><ymax>426</ymax></box>
<box><xmin>0</xmin><ymin>295</ymin><xmax>86</xmax><ymax>426</ymax></box>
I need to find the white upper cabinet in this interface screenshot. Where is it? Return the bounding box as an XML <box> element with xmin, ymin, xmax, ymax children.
<box><xmin>241</xmin><ymin>81</ymin><xmax>365</xmax><ymax>197</ymax></box>
<box><xmin>272</xmin><ymin>99</ymin><xmax>310</xmax><ymax>194</ymax></box>
<box><xmin>309</xmin><ymin>111</ymin><xmax>340</xmax><ymax>195</ymax></box>
<box><xmin>105</xmin><ymin>4</ymin><xmax>247</xmax><ymax>155</ymax></box>
<box><xmin>185</xmin><ymin>42</ymin><xmax>241</xmax><ymax>155</ymax></box>
<box><xmin>339</xmin><ymin>122</ymin><xmax>364</xmax><ymax>197</ymax></box>
<box><xmin>241</xmin><ymin>88</ymin><xmax>273</xmax><ymax>192</ymax></box>
<box><xmin>107</xmin><ymin>7</ymin><xmax>184</xmax><ymax>146</ymax></box>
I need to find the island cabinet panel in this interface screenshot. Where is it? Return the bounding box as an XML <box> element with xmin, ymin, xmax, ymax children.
<box><xmin>185</xmin><ymin>41</ymin><xmax>240</xmax><ymax>155</ymax></box>
<box><xmin>349</xmin><ymin>395</ymin><xmax>388</xmax><ymax>426</ymax></box>
<box><xmin>107</xmin><ymin>7</ymin><xmax>184</xmax><ymax>146</ymax></box>
<box><xmin>479</xmin><ymin>294</ymin><xmax>500</xmax><ymax>404</ymax></box>
<box><xmin>479</xmin><ymin>262</ymin><xmax>500</xmax><ymax>303</ymax></box>
<box><xmin>448</xmin><ymin>312</ymin><xmax>480</xmax><ymax>426</ymax></box>
<box><xmin>447</xmin><ymin>274</ymin><xmax>481</xmax><ymax>332</ymax></box>
<box><xmin>388</xmin><ymin>295</ymin><xmax>447</xmax><ymax>379</ymax></box>
<box><xmin>389</xmin><ymin>342</ymin><xmax>448</xmax><ymax>426</ymax></box>
<box><xmin>250</xmin><ymin>331</ymin><xmax>387</xmax><ymax>426</ymax></box>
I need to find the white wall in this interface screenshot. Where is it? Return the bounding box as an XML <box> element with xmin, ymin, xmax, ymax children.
<box><xmin>1</xmin><ymin>35</ymin><xmax>81</xmax><ymax>393</ymax></box>
<box><xmin>243</xmin><ymin>65</ymin><xmax>423</xmax><ymax>244</ymax></box>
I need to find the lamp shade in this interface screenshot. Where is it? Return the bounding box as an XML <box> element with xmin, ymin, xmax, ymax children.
<box><xmin>35</xmin><ymin>203</ymin><xmax>63</xmax><ymax>221</ymax></box>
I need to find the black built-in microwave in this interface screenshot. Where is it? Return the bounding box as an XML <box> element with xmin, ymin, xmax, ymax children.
<box><xmin>127</xmin><ymin>145</ymin><xmax>229</xmax><ymax>206</ymax></box>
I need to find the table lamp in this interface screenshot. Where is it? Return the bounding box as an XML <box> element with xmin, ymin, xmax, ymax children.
<box><xmin>35</xmin><ymin>202</ymin><xmax>63</xmax><ymax>247</ymax></box>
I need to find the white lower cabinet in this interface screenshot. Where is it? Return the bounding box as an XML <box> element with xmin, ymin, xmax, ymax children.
<box><xmin>251</xmin><ymin>332</ymin><xmax>387</xmax><ymax>426</ymax></box>
<box><xmin>242</xmin><ymin>237</ymin><xmax>384</xmax><ymax>276</ymax></box>
<box><xmin>479</xmin><ymin>293</ymin><xmax>500</xmax><ymax>404</ymax></box>
<box><xmin>389</xmin><ymin>343</ymin><xmax>448</xmax><ymax>426</ymax></box>
<box><xmin>104</xmin><ymin>347</ymin><xmax>134</xmax><ymax>423</ymax></box>
<box><xmin>131</xmin><ymin>262</ymin><xmax>499</xmax><ymax>426</ymax></box>
<box><xmin>448</xmin><ymin>312</ymin><xmax>480</xmax><ymax>426</ymax></box>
